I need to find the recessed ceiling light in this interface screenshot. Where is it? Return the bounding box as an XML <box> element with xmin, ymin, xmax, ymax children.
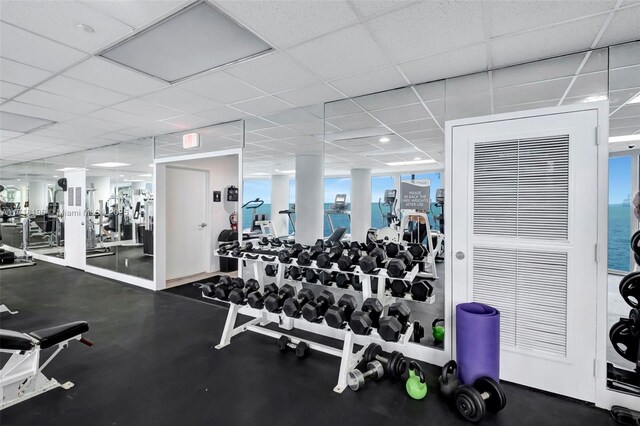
<box><xmin>138</xmin><ymin>174</ymin><xmax>152</xmax><ymax>177</ymax></box>
<box><xmin>250</xmin><ymin>172</ymin><xmax>270</xmax><ymax>176</ymax></box>
<box><xmin>92</xmin><ymin>162</ymin><xmax>131</xmax><ymax>168</ymax></box>
<box><xmin>53</xmin><ymin>175</ymin><xmax>59</xmax><ymax>178</ymax></box>
<box><xmin>0</xmin><ymin>111</ymin><xmax>55</xmax><ymax>133</ymax></box>
<box><xmin>275</xmin><ymin>169</ymin><xmax>295</xmax><ymax>174</ymax></box>
<box><xmin>583</xmin><ymin>95</ymin><xmax>607</xmax><ymax>103</ymax></box>
<box><xmin>16</xmin><ymin>179</ymin><xmax>21</xmax><ymax>182</ymax></box>
<box><xmin>414</xmin><ymin>157</ymin><xmax>421</xmax><ymax>160</ymax></box>
<box><xmin>386</xmin><ymin>159</ymin><xmax>437</xmax><ymax>166</ymax></box>
<box><xmin>76</xmin><ymin>24</ymin><xmax>95</xmax><ymax>33</ymax></box>
<box><xmin>148</xmin><ymin>164</ymin><xmax>154</xmax><ymax>167</ymax></box>
<box><xmin>628</xmin><ymin>92</ymin><xmax>640</xmax><ymax>104</ymax></box>
<box><xmin>609</xmin><ymin>134</ymin><xmax>640</xmax><ymax>143</ymax></box>
<box><xmin>379</xmin><ymin>137</ymin><xmax>390</xmax><ymax>143</ymax></box>
<box><xmin>99</xmin><ymin>2</ymin><xmax>272</xmax><ymax>82</ymax></box>
<box><xmin>56</xmin><ymin>167</ymin><xmax>85</xmax><ymax>172</ymax></box>
<box><xmin>119</xmin><ymin>175</ymin><xmax>125</xmax><ymax>177</ymax></box>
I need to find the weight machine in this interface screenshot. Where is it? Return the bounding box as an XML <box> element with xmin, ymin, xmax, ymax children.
<box><xmin>0</xmin><ymin>218</ymin><xmax>35</xmax><ymax>270</ymax></box>
<box><xmin>85</xmin><ymin>185</ymin><xmax>113</xmax><ymax>259</ymax></box>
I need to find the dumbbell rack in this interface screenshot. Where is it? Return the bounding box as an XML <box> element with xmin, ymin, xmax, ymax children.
<box><xmin>209</xmin><ymin>248</ymin><xmax>437</xmax><ymax>393</ymax></box>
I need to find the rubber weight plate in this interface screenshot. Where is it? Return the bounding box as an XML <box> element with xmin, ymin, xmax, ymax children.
<box><xmin>609</xmin><ymin>321</ymin><xmax>639</xmax><ymax>363</ymax></box>
<box><xmin>455</xmin><ymin>386</ymin><xmax>485</xmax><ymax>423</ymax></box>
<box><xmin>473</xmin><ymin>377</ymin><xmax>506</xmax><ymax>413</ymax></box>
<box><xmin>619</xmin><ymin>272</ymin><xmax>640</xmax><ymax>309</ymax></box>
<box><xmin>631</xmin><ymin>230</ymin><xmax>640</xmax><ymax>258</ymax></box>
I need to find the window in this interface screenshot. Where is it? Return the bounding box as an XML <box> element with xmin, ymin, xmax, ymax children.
<box><xmin>608</xmin><ymin>156</ymin><xmax>632</xmax><ymax>272</ymax></box>
<box><xmin>242</xmin><ymin>179</ymin><xmax>271</xmax><ymax>232</ymax></box>
<box><xmin>324</xmin><ymin>177</ymin><xmax>351</xmax><ymax>237</ymax></box>
<box><xmin>371</xmin><ymin>175</ymin><xmax>394</xmax><ymax>229</ymax></box>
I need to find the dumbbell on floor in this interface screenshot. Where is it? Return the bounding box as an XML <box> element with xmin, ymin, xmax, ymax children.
<box><xmin>325</xmin><ymin>295</ymin><xmax>357</xmax><ymax>329</ymax></box>
<box><xmin>378</xmin><ymin>301</ymin><xmax>411</xmax><ymax>342</ymax></box>
<box><xmin>282</xmin><ymin>288</ymin><xmax>315</xmax><ymax>318</ymax></box>
<box><xmin>455</xmin><ymin>377</ymin><xmax>507</xmax><ymax>423</ymax></box>
<box><xmin>228</xmin><ymin>278</ymin><xmax>260</xmax><ymax>305</ymax></box>
<box><xmin>264</xmin><ymin>285</ymin><xmax>296</xmax><ymax>313</ymax></box>
<box><xmin>302</xmin><ymin>290</ymin><xmax>335</xmax><ymax>323</ymax></box>
<box><xmin>277</xmin><ymin>336</ymin><xmax>310</xmax><ymax>358</ymax></box>
<box><xmin>203</xmin><ymin>276</ymin><xmax>234</xmax><ymax>300</ymax></box>
<box><xmin>362</xmin><ymin>343</ymin><xmax>406</xmax><ymax>378</ymax></box>
<box><xmin>348</xmin><ymin>361</ymin><xmax>384</xmax><ymax>391</ymax></box>
<box><xmin>247</xmin><ymin>283</ymin><xmax>278</xmax><ymax>309</ymax></box>
<box><xmin>349</xmin><ymin>298</ymin><xmax>384</xmax><ymax>335</ymax></box>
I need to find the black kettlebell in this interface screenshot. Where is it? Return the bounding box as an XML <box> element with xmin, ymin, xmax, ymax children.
<box><xmin>439</xmin><ymin>360</ymin><xmax>460</xmax><ymax>398</ymax></box>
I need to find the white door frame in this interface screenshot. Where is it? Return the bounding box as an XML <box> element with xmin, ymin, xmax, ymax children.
<box><xmin>153</xmin><ymin>148</ymin><xmax>243</xmax><ymax>291</ymax></box>
<box><xmin>444</xmin><ymin>102</ymin><xmax>629</xmax><ymax>409</ymax></box>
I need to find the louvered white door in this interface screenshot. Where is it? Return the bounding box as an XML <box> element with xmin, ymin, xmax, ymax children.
<box><xmin>450</xmin><ymin>109</ymin><xmax>598</xmax><ymax>402</ymax></box>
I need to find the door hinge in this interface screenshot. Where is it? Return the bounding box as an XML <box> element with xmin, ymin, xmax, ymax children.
<box><xmin>593</xmin><ymin>358</ymin><xmax>598</xmax><ymax>377</ymax></box>
<box><xmin>595</xmin><ymin>243</ymin><xmax>599</xmax><ymax>263</ymax></box>
<box><xmin>595</xmin><ymin>126</ymin><xmax>599</xmax><ymax>145</ymax></box>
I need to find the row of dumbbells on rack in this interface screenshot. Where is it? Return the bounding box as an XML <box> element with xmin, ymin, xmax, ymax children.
<box><xmin>202</xmin><ymin>276</ymin><xmax>423</xmax><ymax>343</ymax></box>
<box><xmin>218</xmin><ymin>238</ymin><xmax>433</xmax><ymax>279</ymax></box>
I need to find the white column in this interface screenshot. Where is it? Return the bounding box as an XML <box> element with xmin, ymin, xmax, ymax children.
<box><xmin>350</xmin><ymin>168</ymin><xmax>371</xmax><ymax>242</ymax></box>
<box><xmin>271</xmin><ymin>174</ymin><xmax>290</xmax><ymax>237</ymax></box>
<box><xmin>28</xmin><ymin>181</ymin><xmax>47</xmax><ymax>215</ymax></box>
<box><xmin>295</xmin><ymin>155</ymin><xmax>323</xmax><ymax>245</ymax></box>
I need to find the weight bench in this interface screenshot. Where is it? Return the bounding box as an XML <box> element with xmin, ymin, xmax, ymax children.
<box><xmin>0</xmin><ymin>321</ymin><xmax>92</xmax><ymax>410</ymax></box>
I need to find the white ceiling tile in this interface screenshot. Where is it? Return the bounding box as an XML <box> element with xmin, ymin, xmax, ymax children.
<box><xmin>0</xmin><ymin>81</ymin><xmax>28</xmax><ymax>99</ymax></box>
<box><xmin>486</xmin><ymin>0</ymin><xmax>615</xmax><ymax>38</ymax></box>
<box><xmin>324</xmin><ymin>100</ymin><xmax>364</xmax><ymax>118</ymax></box>
<box><xmin>0</xmin><ymin>129</ymin><xmax>24</xmax><ymax>142</ymax></box>
<box><xmin>179</xmin><ymin>71</ymin><xmax>265</xmax><ymax>104</ymax></box>
<box><xmin>565</xmin><ymin>72</ymin><xmax>608</xmax><ymax>98</ymax></box>
<box><xmin>400</xmin><ymin>44</ymin><xmax>488</xmax><ymax>85</ymax></box>
<box><xmin>160</xmin><ymin>114</ymin><xmax>216</xmax><ymax>130</ymax></box>
<box><xmin>231</xmin><ymin>96</ymin><xmax>292</xmax><ymax>116</ymax></box>
<box><xmin>0</xmin><ymin>100</ymin><xmax>78</xmax><ymax>122</ymax></box>
<box><xmin>287</xmin><ymin>25</ymin><xmax>390</xmax><ymax>81</ymax></box>
<box><xmin>350</xmin><ymin>0</ymin><xmax>416</xmax><ymax>17</ymax></box>
<box><xmin>64</xmin><ymin>116</ymin><xmax>128</xmax><ymax>133</ymax></box>
<box><xmin>597</xmin><ymin>4</ymin><xmax>640</xmax><ymax>47</ymax></box>
<box><xmin>64</xmin><ymin>57</ymin><xmax>168</xmax><ymax>96</ymax></box>
<box><xmin>490</xmin><ymin>15</ymin><xmax>607</xmax><ymax>68</ymax></box>
<box><xmin>493</xmin><ymin>77</ymin><xmax>572</xmax><ymax>107</ymax></box>
<box><xmin>37</xmin><ymin>75</ymin><xmax>130</xmax><ymax>107</ymax></box>
<box><xmin>141</xmin><ymin>86</ymin><xmax>222</xmax><ymax>114</ymax></box>
<box><xmin>85</xmin><ymin>108</ymin><xmax>153</xmax><ymax>127</ymax></box>
<box><xmin>0</xmin><ymin>22</ymin><xmax>85</xmax><ymax>72</ymax></box>
<box><xmin>100</xmin><ymin>132</ymin><xmax>136</xmax><ymax>142</ymax></box>
<box><xmin>14</xmin><ymin>89</ymin><xmax>102</xmax><ymax>115</ymax></box>
<box><xmin>112</xmin><ymin>98</ymin><xmax>185</xmax><ymax>120</ymax></box>
<box><xmin>37</xmin><ymin>122</ymin><xmax>106</xmax><ymax>140</ymax></box>
<box><xmin>83</xmin><ymin>0</ymin><xmax>187</xmax><ymax>29</ymax></box>
<box><xmin>329</xmin><ymin>66</ymin><xmax>407</xmax><ymax>98</ymax></box>
<box><xmin>0</xmin><ymin>1</ymin><xmax>133</xmax><ymax>53</ymax></box>
<box><xmin>370</xmin><ymin>104</ymin><xmax>431</xmax><ymax>124</ymax></box>
<box><xmin>253</xmin><ymin>126</ymin><xmax>302</xmax><ymax>140</ymax></box>
<box><xmin>275</xmin><ymin>83</ymin><xmax>344</xmax><ymax>107</ymax></box>
<box><xmin>610</xmin><ymin>64</ymin><xmax>640</xmax><ymax>92</ymax></box>
<box><xmin>194</xmin><ymin>106</ymin><xmax>248</xmax><ymax>124</ymax></box>
<box><xmin>215</xmin><ymin>0</ymin><xmax>359</xmax><ymax>48</ymax></box>
<box><xmin>354</xmin><ymin>87</ymin><xmax>420</xmax><ymax>111</ymax></box>
<box><xmin>368</xmin><ymin>1</ymin><xmax>485</xmax><ymax>63</ymax></box>
<box><xmin>491</xmin><ymin>53</ymin><xmax>585</xmax><ymax>88</ymax></box>
<box><xmin>0</xmin><ymin>57</ymin><xmax>51</xmax><ymax>87</ymax></box>
<box><xmin>226</xmin><ymin>52</ymin><xmax>318</xmax><ymax>93</ymax></box>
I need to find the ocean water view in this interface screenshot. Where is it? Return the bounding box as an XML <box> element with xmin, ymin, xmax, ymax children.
<box><xmin>242</xmin><ymin>202</ymin><xmax>631</xmax><ymax>272</ymax></box>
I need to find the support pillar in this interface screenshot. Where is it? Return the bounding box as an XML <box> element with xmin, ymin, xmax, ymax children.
<box><xmin>350</xmin><ymin>168</ymin><xmax>371</xmax><ymax>242</ymax></box>
<box><xmin>271</xmin><ymin>174</ymin><xmax>290</xmax><ymax>238</ymax></box>
<box><xmin>295</xmin><ymin>155</ymin><xmax>323</xmax><ymax>245</ymax></box>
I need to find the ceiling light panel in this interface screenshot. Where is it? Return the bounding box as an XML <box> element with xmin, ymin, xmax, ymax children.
<box><xmin>0</xmin><ymin>111</ymin><xmax>55</xmax><ymax>133</ymax></box>
<box><xmin>99</xmin><ymin>2</ymin><xmax>272</xmax><ymax>82</ymax></box>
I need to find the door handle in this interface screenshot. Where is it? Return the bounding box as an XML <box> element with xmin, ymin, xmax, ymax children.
<box><xmin>198</xmin><ymin>223</ymin><xmax>207</xmax><ymax>229</ymax></box>
<box><xmin>455</xmin><ymin>251</ymin><xmax>465</xmax><ymax>260</ymax></box>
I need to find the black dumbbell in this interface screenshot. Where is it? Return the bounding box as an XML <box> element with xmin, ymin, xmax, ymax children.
<box><xmin>387</xmin><ymin>258</ymin><xmax>408</xmax><ymax>278</ymax></box>
<box><xmin>454</xmin><ymin>377</ymin><xmax>507</xmax><ymax>423</ymax></box>
<box><xmin>370</xmin><ymin>247</ymin><xmax>387</xmax><ymax>266</ymax></box>
<box><xmin>301</xmin><ymin>290</ymin><xmax>335</xmax><ymax>322</ymax></box>
<box><xmin>247</xmin><ymin>283</ymin><xmax>278</xmax><ymax>309</ymax></box>
<box><xmin>291</xmin><ymin>243</ymin><xmax>304</xmax><ymax>257</ymax></box>
<box><xmin>408</xmin><ymin>243</ymin><xmax>427</xmax><ymax>260</ymax></box>
<box><xmin>282</xmin><ymin>288</ymin><xmax>315</xmax><ymax>318</ymax></box>
<box><xmin>349</xmin><ymin>298</ymin><xmax>384</xmax><ymax>335</ymax></box>
<box><xmin>264</xmin><ymin>284</ymin><xmax>296</xmax><ymax>313</ymax></box>
<box><xmin>319</xmin><ymin>271</ymin><xmax>336</xmax><ymax>286</ymax></box>
<box><xmin>411</xmin><ymin>280</ymin><xmax>434</xmax><ymax>301</ymax></box>
<box><xmin>305</xmin><ymin>268</ymin><xmax>319</xmax><ymax>283</ymax></box>
<box><xmin>351</xmin><ymin>276</ymin><xmax>362</xmax><ymax>291</ymax></box>
<box><xmin>337</xmin><ymin>248</ymin><xmax>361</xmax><ymax>271</ymax></box>
<box><xmin>297</xmin><ymin>251</ymin><xmax>312</xmax><ymax>266</ymax></box>
<box><xmin>359</xmin><ymin>256</ymin><xmax>378</xmax><ymax>274</ymax></box>
<box><xmin>386</xmin><ymin>242</ymin><xmax>400</xmax><ymax>258</ymax></box>
<box><xmin>231</xmin><ymin>242</ymin><xmax>254</xmax><ymax>257</ymax></box>
<box><xmin>270</xmin><ymin>237</ymin><xmax>283</xmax><ymax>247</ymax></box>
<box><xmin>396</xmin><ymin>250</ymin><xmax>414</xmax><ymax>267</ymax></box>
<box><xmin>277</xmin><ymin>336</ymin><xmax>310</xmax><ymax>358</ymax></box>
<box><xmin>347</xmin><ymin>361</ymin><xmax>384</xmax><ymax>391</ymax></box>
<box><xmin>278</xmin><ymin>249</ymin><xmax>293</xmax><ymax>264</ymax></box>
<box><xmin>201</xmin><ymin>276</ymin><xmax>223</xmax><ymax>297</ymax></box>
<box><xmin>211</xmin><ymin>276</ymin><xmax>235</xmax><ymax>300</ymax></box>
<box><xmin>325</xmin><ymin>294</ymin><xmax>357</xmax><ymax>329</ymax></box>
<box><xmin>265</xmin><ymin>264</ymin><xmax>278</xmax><ymax>277</ymax></box>
<box><xmin>378</xmin><ymin>301</ymin><xmax>411</xmax><ymax>342</ymax></box>
<box><xmin>390</xmin><ymin>279</ymin><xmax>410</xmax><ymax>297</ymax></box>
<box><xmin>363</xmin><ymin>343</ymin><xmax>406</xmax><ymax>378</ymax></box>
<box><xmin>317</xmin><ymin>246</ymin><xmax>343</xmax><ymax>268</ymax></box>
<box><xmin>309</xmin><ymin>244</ymin><xmax>324</xmax><ymax>259</ymax></box>
<box><xmin>286</xmin><ymin>266</ymin><xmax>303</xmax><ymax>280</ymax></box>
<box><xmin>228</xmin><ymin>278</ymin><xmax>260</xmax><ymax>305</ymax></box>
<box><xmin>335</xmin><ymin>273</ymin><xmax>354</xmax><ymax>289</ymax></box>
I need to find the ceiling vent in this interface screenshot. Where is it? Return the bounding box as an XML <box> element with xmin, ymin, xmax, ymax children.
<box><xmin>99</xmin><ymin>1</ymin><xmax>272</xmax><ymax>83</ymax></box>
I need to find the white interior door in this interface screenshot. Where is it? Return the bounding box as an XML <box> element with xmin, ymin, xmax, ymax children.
<box><xmin>450</xmin><ymin>108</ymin><xmax>599</xmax><ymax>401</ymax></box>
<box><xmin>166</xmin><ymin>167</ymin><xmax>207</xmax><ymax>280</ymax></box>
<box><xmin>64</xmin><ymin>170</ymin><xmax>86</xmax><ymax>270</ymax></box>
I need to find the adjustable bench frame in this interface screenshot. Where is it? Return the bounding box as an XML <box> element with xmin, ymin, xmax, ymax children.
<box><xmin>1</xmin><ymin>333</ymin><xmax>86</xmax><ymax>410</ymax></box>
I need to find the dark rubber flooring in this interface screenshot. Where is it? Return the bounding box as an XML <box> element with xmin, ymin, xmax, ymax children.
<box><xmin>85</xmin><ymin>244</ymin><xmax>153</xmax><ymax>280</ymax></box>
<box><xmin>0</xmin><ymin>262</ymin><xmax>614</xmax><ymax>426</ymax></box>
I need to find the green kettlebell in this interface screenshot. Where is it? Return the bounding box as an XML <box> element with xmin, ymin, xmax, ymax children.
<box><xmin>432</xmin><ymin>318</ymin><xmax>445</xmax><ymax>343</ymax></box>
<box><xmin>405</xmin><ymin>361</ymin><xmax>428</xmax><ymax>400</ymax></box>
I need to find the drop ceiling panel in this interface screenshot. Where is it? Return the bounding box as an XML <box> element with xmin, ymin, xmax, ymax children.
<box><xmin>400</xmin><ymin>129</ymin><xmax>443</xmax><ymax>141</ymax></box>
<box><xmin>226</xmin><ymin>52</ymin><xmax>318</xmax><ymax>93</ymax></box>
<box><xmin>0</xmin><ymin>22</ymin><xmax>85</xmax><ymax>72</ymax></box>
<box><xmin>141</xmin><ymin>86</ymin><xmax>222</xmax><ymax>114</ymax></box>
<box><xmin>37</xmin><ymin>76</ymin><xmax>130</xmax><ymax>107</ymax></box>
<box><xmin>86</xmin><ymin>108</ymin><xmax>153</xmax><ymax>127</ymax></box>
<box><xmin>325</xmin><ymin>100</ymin><xmax>368</xmax><ymax>118</ymax></box>
<box><xmin>610</xmin><ymin>65</ymin><xmax>640</xmax><ymax>91</ymax></box>
<box><xmin>490</xmin><ymin>15</ymin><xmax>607</xmax><ymax>68</ymax></box>
<box><xmin>179</xmin><ymin>71</ymin><xmax>264</xmax><ymax>104</ymax></box>
<box><xmin>389</xmin><ymin>118</ymin><xmax>441</xmax><ymax>134</ymax></box>
<box><xmin>82</xmin><ymin>0</ymin><xmax>186</xmax><ymax>29</ymax></box>
<box><xmin>354</xmin><ymin>87</ymin><xmax>420</xmax><ymax>111</ymax></box>
<box><xmin>611</xmin><ymin>103</ymin><xmax>640</xmax><ymax>119</ymax></box>
<box><xmin>1</xmin><ymin>101</ymin><xmax>77</xmax><ymax>122</ymax></box>
<box><xmin>39</xmin><ymin>122</ymin><xmax>108</xmax><ymax>140</ymax></box>
<box><xmin>493</xmin><ymin>77</ymin><xmax>573</xmax><ymax>107</ymax></box>
<box><xmin>367</xmin><ymin>1</ymin><xmax>485</xmax><ymax>63</ymax></box>
<box><xmin>329</xmin><ymin>66</ymin><xmax>407</xmax><ymax>98</ymax></box>
<box><xmin>370</xmin><ymin>104</ymin><xmax>431</xmax><ymax>124</ymax></box>
<box><xmin>112</xmin><ymin>98</ymin><xmax>185</xmax><ymax>120</ymax></box>
<box><xmin>194</xmin><ymin>106</ymin><xmax>248</xmax><ymax>124</ymax></box>
<box><xmin>0</xmin><ymin>1</ymin><xmax>133</xmax><ymax>53</ymax></box>
<box><xmin>64</xmin><ymin>57</ymin><xmax>168</xmax><ymax>97</ymax></box>
<box><xmin>565</xmin><ymin>72</ymin><xmax>608</xmax><ymax>98</ymax></box>
<box><xmin>287</xmin><ymin>25</ymin><xmax>390</xmax><ymax>81</ymax></box>
<box><xmin>597</xmin><ymin>4</ymin><xmax>640</xmax><ymax>47</ymax></box>
<box><xmin>65</xmin><ymin>116</ymin><xmax>127</xmax><ymax>133</ymax></box>
<box><xmin>275</xmin><ymin>83</ymin><xmax>344</xmax><ymax>107</ymax></box>
<box><xmin>253</xmin><ymin>126</ymin><xmax>303</xmax><ymax>140</ymax></box>
<box><xmin>14</xmin><ymin>90</ymin><xmax>102</xmax><ymax>115</ymax></box>
<box><xmin>231</xmin><ymin>96</ymin><xmax>292</xmax><ymax>116</ymax></box>
<box><xmin>400</xmin><ymin>44</ymin><xmax>488</xmax><ymax>85</ymax></box>
<box><xmin>350</xmin><ymin>0</ymin><xmax>416</xmax><ymax>17</ymax></box>
<box><xmin>0</xmin><ymin>129</ymin><xmax>24</xmax><ymax>142</ymax></box>
<box><xmin>327</xmin><ymin>113</ymin><xmax>382</xmax><ymax>131</ymax></box>
<box><xmin>215</xmin><ymin>0</ymin><xmax>359</xmax><ymax>48</ymax></box>
<box><xmin>0</xmin><ymin>58</ymin><xmax>51</xmax><ymax>87</ymax></box>
<box><xmin>0</xmin><ymin>81</ymin><xmax>28</xmax><ymax>99</ymax></box>
<box><xmin>491</xmin><ymin>53</ymin><xmax>585</xmax><ymax>88</ymax></box>
<box><xmin>160</xmin><ymin>114</ymin><xmax>216</xmax><ymax>131</ymax></box>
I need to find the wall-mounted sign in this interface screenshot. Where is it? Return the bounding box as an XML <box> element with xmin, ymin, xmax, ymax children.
<box><xmin>182</xmin><ymin>133</ymin><xmax>200</xmax><ymax>149</ymax></box>
<box><xmin>400</xmin><ymin>181</ymin><xmax>430</xmax><ymax>211</ymax></box>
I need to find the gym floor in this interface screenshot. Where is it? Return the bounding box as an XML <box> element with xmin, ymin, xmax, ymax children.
<box><xmin>0</xmin><ymin>262</ymin><xmax>616</xmax><ymax>425</ymax></box>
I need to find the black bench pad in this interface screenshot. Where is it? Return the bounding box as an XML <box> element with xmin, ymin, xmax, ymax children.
<box><xmin>0</xmin><ymin>329</ymin><xmax>34</xmax><ymax>351</ymax></box>
<box><xmin>29</xmin><ymin>321</ymin><xmax>89</xmax><ymax>349</ymax></box>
